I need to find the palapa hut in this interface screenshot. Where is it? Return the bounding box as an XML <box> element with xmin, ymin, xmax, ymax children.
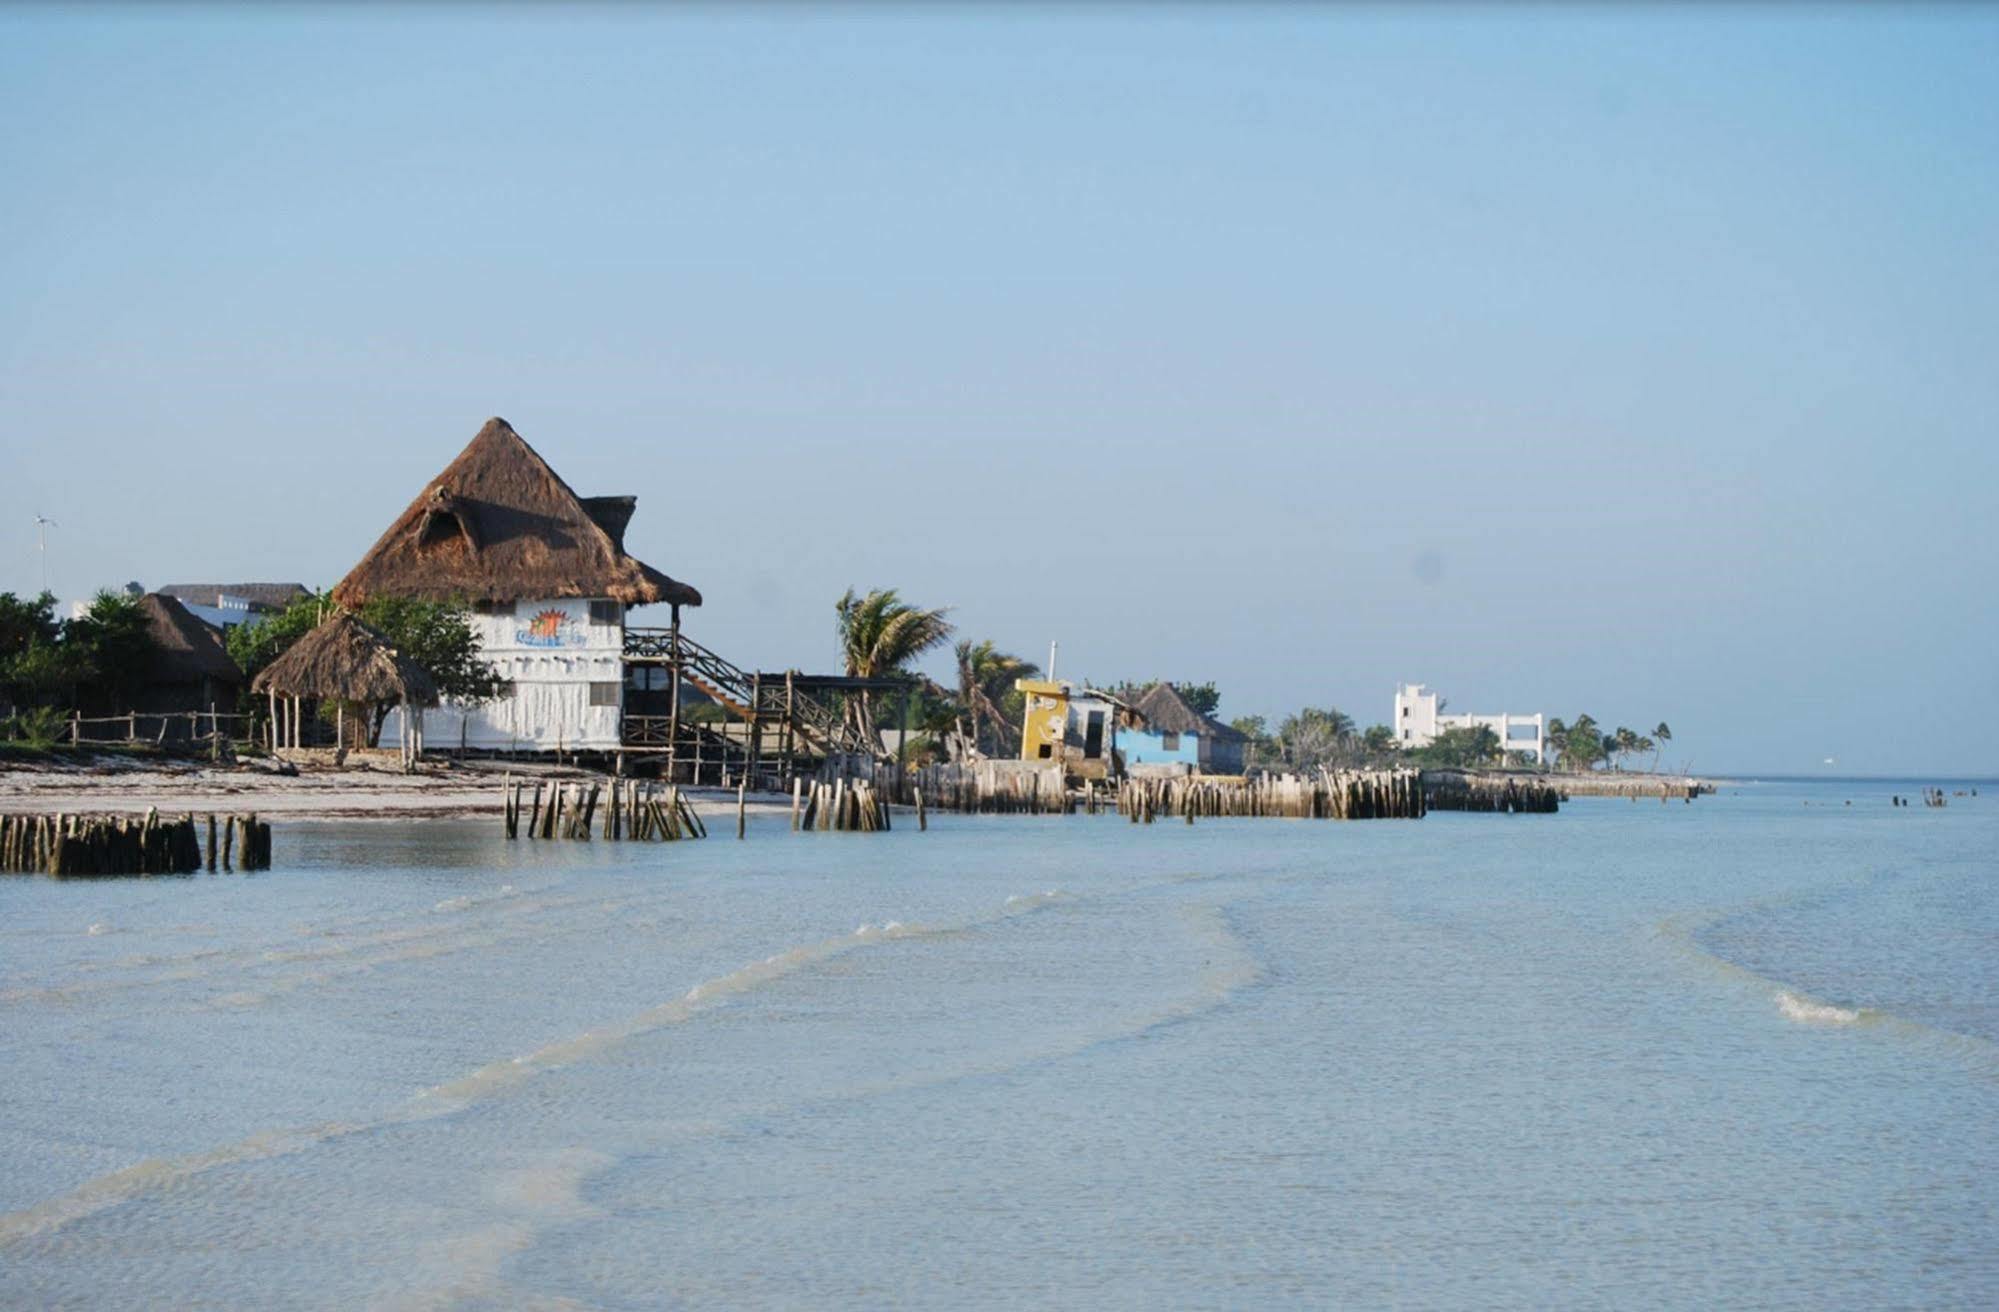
<box><xmin>251</xmin><ymin>612</ymin><xmax>439</xmax><ymax>765</ymax></box>
<box><xmin>1119</xmin><ymin>682</ymin><xmax>1247</xmax><ymax>775</ymax></box>
<box><xmin>130</xmin><ymin>593</ymin><xmax>244</xmax><ymax>740</ymax></box>
<box><xmin>331</xmin><ymin>417</ymin><xmax>700</xmax><ymax>753</ymax></box>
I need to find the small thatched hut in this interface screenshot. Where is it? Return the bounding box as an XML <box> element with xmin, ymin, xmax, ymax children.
<box><xmin>251</xmin><ymin>613</ymin><xmax>439</xmax><ymax>763</ymax></box>
<box><xmin>1119</xmin><ymin>682</ymin><xmax>1247</xmax><ymax>775</ymax></box>
<box><xmin>131</xmin><ymin>593</ymin><xmax>244</xmax><ymax>740</ymax></box>
<box><xmin>330</xmin><ymin>417</ymin><xmax>700</xmax><ymax>753</ymax></box>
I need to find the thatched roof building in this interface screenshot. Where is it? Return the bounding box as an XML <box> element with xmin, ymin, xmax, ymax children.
<box><xmin>140</xmin><ymin>593</ymin><xmax>242</xmax><ymax>688</ymax></box>
<box><xmin>330</xmin><ymin>418</ymin><xmax>700</xmax><ymax>610</ymax></box>
<box><xmin>1122</xmin><ymin>682</ymin><xmax>1245</xmax><ymax>742</ymax></box>
<box><xmin>251</xmin><ymin>613</ymin><xmax>439</xmax><ymax>706</ymax></box>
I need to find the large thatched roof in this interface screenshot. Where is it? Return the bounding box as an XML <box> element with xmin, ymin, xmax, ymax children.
<box><xmin>331</xmin><ymin>418</ymin><xmax>701</xmax><ymax>610</ymax></box>
<box><xmin>1124</xmin><ymin>682</ymin><xmax>1245</xmax><ymax>741</ymax></box>
<box><xmin>140</xmin><ymin>593</ymin><xmax>242</xmax><ymax>686</ymax></box>
<box><xmin>250</xmin><ymin>613</ymin><xmax>439</xmax><ymax>705</ymax></box>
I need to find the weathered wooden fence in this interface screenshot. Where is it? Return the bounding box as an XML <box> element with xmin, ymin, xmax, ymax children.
<box><xmin>1421</xmin><ymin>771</ymin><xmax>1561</xmax><ymax>813</ymax></box>
<box><xmin>1118</xmin><ymin>769</ymin><xmax>1428</xmax><ymax>822</ymax></box>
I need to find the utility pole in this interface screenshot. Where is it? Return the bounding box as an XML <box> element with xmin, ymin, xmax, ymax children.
<box><xmin>33</xmin><ymin>515</ymin><xmax>57</xmax><ymax>594</ymax></box>
<box><xmin>1047</xmin><ymin>640</ymin><xmax>1059</xmax><ymax>683</ymax></box>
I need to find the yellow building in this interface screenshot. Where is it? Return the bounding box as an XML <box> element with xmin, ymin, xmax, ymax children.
<box><xmin>1016</xmin><ymin>678</ymin><xmax>1117</xmax><ymax>779</ymax></box>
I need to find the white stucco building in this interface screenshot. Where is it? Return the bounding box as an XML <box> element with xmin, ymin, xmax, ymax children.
<box><xmin>1394</xmin><ymin>683</ymin><xmax>1545</xmax><ymax>763</ymax></box>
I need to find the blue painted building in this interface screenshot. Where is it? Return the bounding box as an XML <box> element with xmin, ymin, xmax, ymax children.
<box><xmin>1119</xmin><ymin>682</ymin><xmax>1247</xmax><ymax>775</ymax></box>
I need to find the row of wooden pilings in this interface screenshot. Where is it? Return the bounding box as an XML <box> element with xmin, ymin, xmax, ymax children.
<box><xmin>1117</xmin><ymin>769</ymin><xmax>1429</xmax><ymax>823</ymax></box>
<box><xmin>791</xmin><ymin>778</ymin><xmax>901</xmax><ymax>831</ymax></box>
<box><xmin>1420</xmin><ymin>771</ymin><xmax>1562</xmax><ymax>814</ymax></box>
<box><xmin>903</xmin><ymin>762</ymin><xmax>1069</xmax><ymax>815</ymax></box>
<box><xmin>503</xmin><ymin>776</ymin><xmax>708</xmax><ymax>841</ymax></box>
<box><xmin>1</xmin><ymin>810</ymin><xmax>271</xmax><ymax>877</ymax></box>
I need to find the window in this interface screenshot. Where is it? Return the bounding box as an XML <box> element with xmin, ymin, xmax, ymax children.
<box><xmin>588</xmin><ymin>601</ymin><xmax>621</xmax><ymax>626</ymax></box>
<box><xmin>1403</xmin><ymin>728</ymin><xmax>1411</xmax><ymax>740</ymax></box>
<box><xmin>1401</xmin><ymin>706</ymin><xmax>1409</xmax><ymax>718</ymax></box>
<box><xmin>588</xmin><ymin>682</ymin><xmax>621</xmax><ymax>707</ymax></box>
<box><xmin>1037</xmin><ymin>743</ymin><xmax>1053</xmax><ymax>759</ymax></box>
<box><xmin>1160</xmin><ymin>731</ymin><xmax>1181</xmax><ymax>751</ymax></box>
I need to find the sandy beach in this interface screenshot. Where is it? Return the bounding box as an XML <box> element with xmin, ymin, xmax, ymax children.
<box><xmin>0</xmin><ymin>754</ymin><xmax>786</xmax><ymax>822</ymax></box>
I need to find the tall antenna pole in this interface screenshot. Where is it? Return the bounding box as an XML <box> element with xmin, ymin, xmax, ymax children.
<box><xmin>1048</xmin><ymin>640</ymin><xmax>1059</xmax><ymax>683</ymax></box>
<box><xmin>33</xmin><ymin>515</ymin><xmax>57</xmax><ymax>594</ymax></box>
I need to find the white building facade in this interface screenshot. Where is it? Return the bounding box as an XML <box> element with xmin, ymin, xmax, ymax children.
<box><xmin>383</xmin><ymin>599</ymin><xmax>630</xmax><ymax>752</ymax></box>
<box><xmin>1394</xmin><ymin>682</ymin><xmax>1545</xmax><ymax>763</ymax></box>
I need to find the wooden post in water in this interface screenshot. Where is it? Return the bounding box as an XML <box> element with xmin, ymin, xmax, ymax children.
<box><xmin>736</xmin><ymin>779</ymin><xmax>747</xmax><ymax>840</ymax></box>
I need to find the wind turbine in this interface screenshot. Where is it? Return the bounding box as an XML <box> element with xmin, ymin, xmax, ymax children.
<box><xmin>32</xmin><ymin>515</ymin><xmax>57</xmax><ymax>593</ymax></box>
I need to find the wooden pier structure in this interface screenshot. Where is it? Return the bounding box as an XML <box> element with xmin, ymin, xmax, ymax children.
<box><xmin>620</xmin><ymin>626</ymin><xmax>916</xmax><ymax>789</ymax></box>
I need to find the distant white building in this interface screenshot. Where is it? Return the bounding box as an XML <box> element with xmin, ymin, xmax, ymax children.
<box><xmin>1394</xmin><ymin>683</ymin><xmax>1545</xmax><ymax>763</ymax></box>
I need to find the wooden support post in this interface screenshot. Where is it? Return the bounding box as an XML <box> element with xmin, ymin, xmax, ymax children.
<box><xmin>783</xmin><ymin>670</ymin><xmax>796</xmax><ymax>790</ymax></box>
<box><xmin>748</xmin><ymin>672</ymin><xmax>763</xmax><ymax>794</ymax></box>
<box><xmin>736</xmin><ymin>778</ymin><xmax>747</xmax><ymax>840</ymax></box>
<box><xmin>666</xmin><ymin>602</ymin><xmax>683</xmax><ymax>783</ymax></box>
<box><xmin>791</xmin><ymin>777</ymin><xmax>803</xmax><ymax>831</ymax></box>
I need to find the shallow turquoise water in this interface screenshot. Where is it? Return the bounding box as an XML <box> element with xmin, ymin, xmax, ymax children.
<box><xmin>1</xmin><ymin>779</ymin><xmax>1993</xmax><ymax>1308</ymax></box>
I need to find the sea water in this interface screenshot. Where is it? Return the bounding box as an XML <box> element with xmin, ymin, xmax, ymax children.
<box><xmin>0</xmin><ymin>778</ymin><xmax>1993</xmax><ymax>1308</ymax></box>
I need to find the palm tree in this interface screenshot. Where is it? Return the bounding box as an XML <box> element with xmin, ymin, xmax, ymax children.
<box><xmin>954</xmin><ymin>639</ymin><xmax>1038</xmax><ymax>757</ymax></box>
<box><xmin>1652</xmin><ymin>721</ymin><xmax>1672</xmax><ymax>771</ymax></box>
<box><xmin>834</xmin><ymin>588</ymin><xmax>956</xmax><ymax>750</ymax></box>
<box><xmin>1566</xmin><ymin>714</ymin><xmax>1603</xmax><ymax>772</ymax></box>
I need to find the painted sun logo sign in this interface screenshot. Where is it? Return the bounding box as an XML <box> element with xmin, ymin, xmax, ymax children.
<box><xmin>516</xmin><ymin>608</ymin><xmax>581</xmax><ymax>648</ymax></box>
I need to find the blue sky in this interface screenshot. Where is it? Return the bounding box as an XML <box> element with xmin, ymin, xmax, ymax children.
<box><xmin>2</xmin><ymin>5</ymin><xmax>1994</xmax><ymax>775</ymax></box>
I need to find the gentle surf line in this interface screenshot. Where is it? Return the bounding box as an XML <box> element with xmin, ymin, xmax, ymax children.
<box><xmin>386</xmin><ymin>892</ymin><xmax>1264</xmax><ymax>1311</ymax></box>
<box><xmin>0</xmin><ymin>889</ymin><xmax>1071</xmax><ymax>1248</ymax></box>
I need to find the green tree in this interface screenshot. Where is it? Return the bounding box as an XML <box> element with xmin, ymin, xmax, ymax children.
<box><xmin>0</xmin><ymin>590</ymin><xmax>64</xmax><ymax>712</ymax></box>
<box><xmin>63</xmin><ymin>591</ymin><xmax>157</xmax><ymax>710</ymax></box>
<box><xmin>1362</xmin><ymin>724</ymin><xmax>1398</xmax><ymax>759</ymax></box>
<box><xmin>1652</xmin><ymin>721</ymin><xmax>1673</xmax><ymax>770</ymax></box>
<box><xmin>955</xmin><ymin>639</ymin><xmax>1038</xmax><ymax>757</ymax></box>
<box><xmin>1273</xmin><ymin>706</ymin><xmax>1357</xmax><ymax>769</ymax></box>
<box><xmin>835</xmin><ymin>588</ymin><xmax>955</xmax><ymax>750</ymax></box>
<box><xmin>0</xmin><ymin>591</ymin><xmax>59</xmax><ymax>658</ymax></box>
<box><xmin>226</xmin><ymin>592</ymin><xmax>334</xmax><ymax>682</ymax></box>
<box><xmin>1407</xmin><ymin>724</ymin><xmax>1502</xmax><ymax>768</ymax></box>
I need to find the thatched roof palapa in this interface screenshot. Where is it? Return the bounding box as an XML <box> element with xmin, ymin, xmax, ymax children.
<box><xmin>1123</xmin><ymin>682</ymin><xmax>1245</xmax><ymax>742</ymax></box>
<box><xmin>139</xmin><ymin>593</ymin><xmax>243</xmax><ymax>686</ymax></box>
<box><xmin>251</xmin><ymin>613</ymin><xmax>440</xmax><ymax>706</ymax></box>
<box><xmin>331</xmin><ymin>418</ymin><xmax>700</xmax><ymax>610</ymax></box>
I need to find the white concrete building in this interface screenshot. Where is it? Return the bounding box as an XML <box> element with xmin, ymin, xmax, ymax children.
<box><xmin>1394</xmin><ymin>683</ymin><xmax>1545</xmax><ymax>763</ymax></box>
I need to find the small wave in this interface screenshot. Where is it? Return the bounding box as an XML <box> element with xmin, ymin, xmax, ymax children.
<box><xmin>1776</xmin><ymin>990</ymin><xmax>1862</xmax><ymax>1026</ymax></box>
<box><xmin>434</xmin><ymin>896</ymin><xmax>475</xmax><ymax>913</ymax></box>
<box><xmin>0</xmin><ymin>888</ymin><xmax>1076</xmax><ymax>1248</ymax></box>
<box><xmin>86</xmin><ymin>923</ymin><xmax>111</xmax><ymax>937</ymax></box>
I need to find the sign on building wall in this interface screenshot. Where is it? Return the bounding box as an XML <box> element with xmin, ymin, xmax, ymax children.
<box><xmin>514</xmin><ymin>601</ymin><xmax>591</xmax><ymax>649</ymax></box>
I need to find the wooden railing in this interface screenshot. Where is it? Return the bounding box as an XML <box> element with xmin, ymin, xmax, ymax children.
<box><xmin>2</xmin><ymin>710</ymin><xmax>257</xmax><ymax>758</ymax></box>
